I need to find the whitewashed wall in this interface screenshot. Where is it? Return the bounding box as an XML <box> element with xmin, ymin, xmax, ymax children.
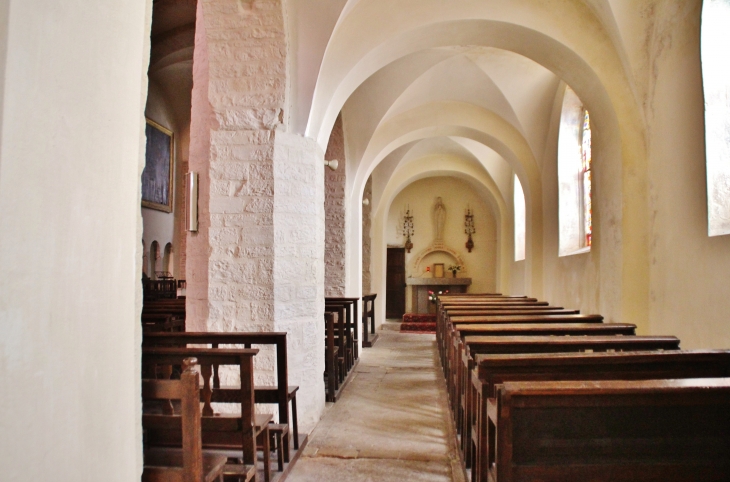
<box><xmin>0</xmin><ymin>0</ymin><xmax>151</xmax><ymax>479</ymax></box>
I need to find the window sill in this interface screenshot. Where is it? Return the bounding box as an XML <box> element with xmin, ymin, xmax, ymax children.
<box><xmin>559</xmin><ymin>246</ymin><xmax>591</xmax><ymax>257</ymax></box>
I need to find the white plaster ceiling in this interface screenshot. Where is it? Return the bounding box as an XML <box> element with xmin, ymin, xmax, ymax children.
<box><xmin>290</xmin><ymin>0</ymin><xmax>648</xmax><ymax>294</ymax></box>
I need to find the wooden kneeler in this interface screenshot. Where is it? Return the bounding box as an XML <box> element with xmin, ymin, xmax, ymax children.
<box><xmin>142</xmin><ymin>357</ymin><xmax>231</xmax><ymax>482</ymax></box>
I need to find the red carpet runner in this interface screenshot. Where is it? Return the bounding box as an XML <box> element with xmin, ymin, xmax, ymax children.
<box><xmin>400</xmin><ymin>313</ymin><xmax>437</xmax><ymax>333</ymax></box>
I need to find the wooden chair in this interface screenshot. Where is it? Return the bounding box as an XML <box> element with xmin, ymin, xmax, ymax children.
<box><xmin>142</xmin><ymin>357</ymin><xmax>229</xmax><ymax>482</ymax></box>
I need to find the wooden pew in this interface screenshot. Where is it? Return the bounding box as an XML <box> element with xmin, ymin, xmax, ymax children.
<box><xmin>449</xmin><ymin>323</ymin><xmax>636</xmax><ymax>465</ymax></box>
<box><xmin>143</xmin><ymin>349</ymin><xmax>265</xmax><ymax>481</ymax></box>
<box><xmin>326</xmin><ymin>297</ymin><xmax>360</xmax><ymax>365</ymax></box>
<box><xmin>324</xmin><ymin>312</ymin><xmax>340</xmax><ymax>402</ymax></box>
<box><xmin>325</xmin><ymin>303</ymin><xmax>349</xmax><ymax>385</ymax></box>
<box><xmin>437</xmin><ymin>301</ymin><xmax>551</xmax><ymax>353</ymax></box>
<box><xmin>487</xmin><ymin>378</ymin><xmax>730</xmax><ymax>481</ymax></box>
<box><xmin>445</xmin><ymin>314</ymin><xmax>604</xmax><ymax>381</ymax></box>
<box><xmin>144</xmin><ymin>278</ymin><xmax>179</xmax><ymax>300</ymax></box>
<box><xmin>142</xmin><ymin>313</ymin><xmax>185</xmax><ymax>333</ymax></box>
<box><xmin>470</xmin><ymin>350</ymin><xmax>730</xmax><ymax>482</ymax></box>
<box><xmin>144</xmin><ymin>331</ymin><xmax>300</xmax><ymax>452</ymax></box>
<box><xmin>452</xmin><ymin>335</ymin><xmax>679</xmax><ymax>468</ymax></box>
<box><xmin>142</xmin><ymin>357</ymin><xmax>232</xmax><ymax>482</ymax></box>
<box><xmin>439</xmin><ymin>313</ymin><xmax>604</xmax><ymax>381</ymax></box>
<box><xmin>361</xmin><ymin>293</ymin><xmax>378</xmax><ymax>347</ymax></box>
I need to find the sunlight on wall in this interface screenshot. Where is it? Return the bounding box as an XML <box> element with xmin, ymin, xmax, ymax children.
<box><xmin>558</xmin><ymin>86</ymin><xmax>591</xmax><ymax>254</ymax></box>
<box><xmin>514</xmin><ymin>174</ymin><xmax>525</xmax><ymax>261</ymax></box>
<box><xmin>702</xmin><ymin>0</ymin><xmax>730</xmax><ymax>236</ymax></box>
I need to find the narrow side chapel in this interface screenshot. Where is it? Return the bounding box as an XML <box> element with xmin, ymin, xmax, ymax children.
<box><xmin>380</xmin><ymin>176</ymin><xmax>497</xmax><ymax>325</ymax></box>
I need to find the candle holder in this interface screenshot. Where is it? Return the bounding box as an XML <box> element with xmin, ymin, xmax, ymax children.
<box><xmin>402</xmin><ymin>206</ymin><xmax>414</xmax><ymax>253</ymax></box>
<box><xmin>464</xmin><ymin>207</ymin><xmax>475</xmax><ymax>252</ymax></box>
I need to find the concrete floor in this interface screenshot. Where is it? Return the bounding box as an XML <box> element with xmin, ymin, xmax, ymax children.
<box><xmin>286</xmin><ymin>331</ymin><xmax>467</xmax><ymax>482</ymax></box>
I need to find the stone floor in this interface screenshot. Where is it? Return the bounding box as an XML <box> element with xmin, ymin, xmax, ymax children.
<box><xmin>285</xmin><ymin>331</ymin><xmax>467</xmax><ymax>482</ymax></box>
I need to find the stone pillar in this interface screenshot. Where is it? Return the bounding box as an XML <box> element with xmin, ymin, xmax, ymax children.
<box><xmin>186</xmin><ymin>0</ymin><xmax>212</xmax><ymax>332</ymax></box>
<box><xmin>362</xmin><ymin>176</ymin><xmax>373</xmax><ymax>294</ymax></box>
<box><xmin>324</xmin><ymin>114</ymin><xmax>347</xmax><ymax>296</ymax></box>
<box><xmin>273</xmin><ymin>132</ymin><xmax>325</xmax><ymax>429</ymax></box>
<box><xmin>187</xmin><ymin>0</ymin><xmax>324</xmax><ymax>431</ymax></box>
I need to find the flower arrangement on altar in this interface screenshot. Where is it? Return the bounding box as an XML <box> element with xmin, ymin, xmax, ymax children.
<box><xmin>448</xmin><ymin>264</ymin><xmax>463</xmax><ymax>277</ymax></box>
<box><xmin>428</xmin><ymin>289</ymin><xmax>449</xmax><ymax>303</ymax></box>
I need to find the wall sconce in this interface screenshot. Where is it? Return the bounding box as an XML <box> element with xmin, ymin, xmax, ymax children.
<box><xmin>464</xmin><ymin>205</ymin><xmax>475</xmax><ymax>252</ymax></box>
<box><xmin>186</xmin><ymin>171</ymin><xmax>199</xmax><ymax>232</ymax></box>
<box><xmin>402</xmin><ymin>205</ymin><xmax>414</xmax><ymax>253</ymax></box>
<box><xmin>324</xmin><ymin>159</ymin><xmax>339</xmax><ymax>171</ymax></box>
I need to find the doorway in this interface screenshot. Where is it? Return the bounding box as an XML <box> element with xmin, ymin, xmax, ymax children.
<box><xmin>386</xmin><ymin>247</ymin><xmax>406</xmax><ymax>319</ymax></box>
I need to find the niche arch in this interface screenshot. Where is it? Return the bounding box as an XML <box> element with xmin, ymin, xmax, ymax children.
<box><xmin>409</xmin><ymin>244</ymin><xmax>466</xmax><ymax>277</ymax></box>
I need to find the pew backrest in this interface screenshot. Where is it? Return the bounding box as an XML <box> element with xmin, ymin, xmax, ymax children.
<box><xmin>489</xmin><ymin>378</ymin><xmax>730</xmax><ymax>482</ymax></box>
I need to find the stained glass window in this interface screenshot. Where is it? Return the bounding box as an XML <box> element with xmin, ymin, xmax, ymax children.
<box><xmin>581</xmin><ymin>111</ymin><xmax>592</xmax><ymax>247</ymax></box>
<box><xmin>558</xmin><ymin>87</ymin><xmax>592</xmax><ymax>254</ymax></box>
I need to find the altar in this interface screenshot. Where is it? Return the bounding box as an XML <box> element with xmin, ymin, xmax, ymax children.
<box><xmin>406</xmin><ymin>277</ymin><xmax>472</xmax><ymax>314</ymax></box>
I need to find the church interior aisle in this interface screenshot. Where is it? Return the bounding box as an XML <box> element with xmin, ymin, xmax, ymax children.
<box><xmin>286</xmin><ymin>331</ymin><xmax>466</xmax><ymax>482</ymax></box>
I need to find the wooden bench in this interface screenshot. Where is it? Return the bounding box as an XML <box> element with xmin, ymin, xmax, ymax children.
<box><xmin>142</xmin><ymin>347</ymin><xmax>272</xmax><ymax>482</ymax></box>
<box><xmin>457</xmin><ymin>335</ymin><xmax>681</xmax><ymax>468</ymax></box>
<box><xmin>439</xmin><ymin>313</ymin><xmax>604</xmax><ymax>381</ymax></box>
<box><xmin>325</xmin><ymin>302</ymin><xmax>352</xmax><ymax>379</ymax></box>
<box><xmin>326</xmin><ymin>297</ymin><xmax>360</xmax><ymax>365</ymax></box>
<box><xmin>361</xmin><ymin>293</ymin><xmax>378</xmax><ymax>347</ymax></box>
<box><xmin>142</xmin><ymin>357</ymin><xmax>233</xmax><ymax>482</ymax></box>
<box><xmin>449</xmin><ymin>323</ymin><xmax>636</xmax><ymax>465</ymax></box>
<box><xmin>324</xmin><ymin>311</ymin><xmax>340</xmax><ymax>402</ymax></box>
<box><xmin>487</xmin><ymin>377</ymin><xmax>730</xmax><ymax>481</ymax></box>
<box><xmin>144</xmin><ymin>332</ymin><xmax>300</xmax><ymax>451</ymax></box>
<box><xmin>436</xmin><ymin>302</ymin><xmax>553</xmax><ymax>356</ymax></box>
<box><xmin>470</xmin><ymin>349</ymin><xmax>730</xmax><ymax>482</ymax></box>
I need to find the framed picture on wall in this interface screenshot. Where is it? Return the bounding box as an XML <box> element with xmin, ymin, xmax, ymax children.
<box><xmin>142</xmin><ymin>118</ymin><xmax>174</xmax><ymax>212</ymax></box>
<box><xmin>433</xmin><ymin>263</ymin><xmax>445</xmax><ymax>278</ymax></box>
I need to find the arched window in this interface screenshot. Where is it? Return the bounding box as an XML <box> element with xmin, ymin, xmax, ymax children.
<box><xmin>162</xmin><ymin>243</ymin><xmax>173</xmax><ymax>278</ymax></box>
<box><xmin>150</xmin><ymin>241</ymin><xmax>160</xmax><ymax>280</ymax></box>
<box><xmin>702</xmin><ymin>0</ymin><xmax>730</xmax><ymax>236</ymax></box>
<box><xmin>514</xmin><ymin>174</ymin><xmax>526</xmax><ymax>261</ymax></box>
<box><xmin>142</xmin><ymin>240</ymin><xmax>147</xmax><ymax>277</ymax></box>
<box><xmin>558</xmin><ymin>86</ymin><xmax>592</xmax><ymax>255</ymax></box>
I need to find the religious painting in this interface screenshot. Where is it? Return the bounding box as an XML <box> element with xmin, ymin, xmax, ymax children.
<box><xmin>142</xmin><ymin>119</ymin><xmax>174</xmax><ymax>212</ymax></box>
<box><xmin>433</xmin><ymin>263</ymin><xmax>445</xmax><ymax>278</ymax></box>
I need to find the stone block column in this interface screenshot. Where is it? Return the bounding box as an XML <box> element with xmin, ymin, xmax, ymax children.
<box><xmin>324</xmin><ymin>115</ymin><xmax>347</xmax><ymax>296</ymax></box>
<box><xmin>188</xmin><ymin>0</ymin><xmax>324</xmax><ymax>431</ymax></box>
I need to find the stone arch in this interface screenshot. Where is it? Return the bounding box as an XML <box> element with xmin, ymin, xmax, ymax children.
<box><xmin>353</xmin><ymin>102</ymin><xmax>541</xmax><ymax>296</ymax></box>
<box><xmin>369</xmin><ymin>154</ymin><xmax>511</xmax><ymax>329</ymax></box>
<box><xmin>409</xmin><ymin>244</ymin><xmax>466</xmax><ymax>277</ymax></box>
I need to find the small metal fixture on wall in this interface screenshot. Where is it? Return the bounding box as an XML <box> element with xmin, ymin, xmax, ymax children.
<box><xmin>186</xmin><ymin>171</ymin><xmax>199</xmax><ymax>232</ymax></box>
<box><xmin>402</xmin><ymin>205</ymin><xmax>414</xmax><ymax>253</ymax></box>
<box><xmin>464</xmin><ymin>205</ymin><xmax>475</xmax><ymax>252</ymax></box>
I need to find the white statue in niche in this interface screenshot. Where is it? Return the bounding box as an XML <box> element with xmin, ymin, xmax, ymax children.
<box><xmin>434</xmin><ymin>197</ymin><xmax>446</xmax><ymax>242</ymax></box>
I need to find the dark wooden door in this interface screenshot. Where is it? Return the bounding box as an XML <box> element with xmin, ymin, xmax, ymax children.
<box><xmin>386</xmin><ymin>248</ymin><xmax>406</xmax><ymax>319</ymax></box>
